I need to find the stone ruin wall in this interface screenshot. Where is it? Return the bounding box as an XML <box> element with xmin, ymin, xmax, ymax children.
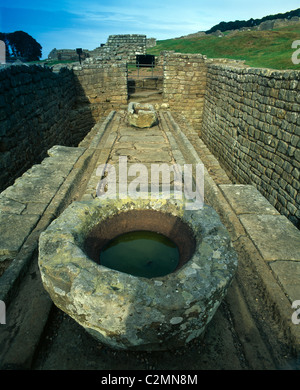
<box><xmin>106</xmin><ymin>34</ymin><xmax>147</xmax><ymax>47</ymax></box>
<box><xmin>90</xmin><ymin>35</ymin><xmax>148</xmax><ymax>63</ymax></box>
<box><xmin>48</xmin><ymin>48</ymin><xmax>90</xmax><ymax>62</ymax></box>
<box><xmin>0</xmin><ymin>52</ymin><xmax>299</xmax><ymax>227</ymax></box>
<box><xmin>162</xmin><ymin>52</ymin><xmax>299</xmax><ymax>227</ymax></box>
<box><xmin>201</xmin><ymin>63</ymin><xmax>300</xmax><ymax>227</ymax></box>
<box><xmin>0</xmin><ymin>63</ymin><xmax>128</xmax><ymax>192</ymax></box>
<box><xmin>72</xmin><ymin>62</ymin><xmax>127</xmax><ymax>120</ymax></box>
<box><xmin>162</xmin><ymin>53</ymin><xmax>207</xmax><ymax>131</ymax></box>
<box><xmin>49</xmin><ymin>35</ymin><xmax>156</xmax><ymax>63</ymax></box>
<box><xmin>0</xmin><ymin>65</ymin><xmax>77</xmax><ymax>191</ymax></box>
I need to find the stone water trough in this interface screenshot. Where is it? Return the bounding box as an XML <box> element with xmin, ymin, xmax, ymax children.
<box><xmin>38</xmin><ymin>197</ymin><xmax>237</xmax><ymax>351</ymax></box>
<box><xmin>127</xmin><ymin>102</ymin><xmax>158</xmax><ymax>128</ymax></box>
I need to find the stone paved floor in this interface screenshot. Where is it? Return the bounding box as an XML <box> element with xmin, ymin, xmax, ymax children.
<box><xmin>82</xmin><ymin>110</ymin><xmax>181</xmax><ymax>201</ymax></box>
<box><xmin>37</xmin><ymin>110</ymin><xmax>300</xmax><ymax>369</ymax></box>
<box><xmin>0</xmin><ymin>107</ymin><xmax>299</xmax><ymax>370</ymax></box>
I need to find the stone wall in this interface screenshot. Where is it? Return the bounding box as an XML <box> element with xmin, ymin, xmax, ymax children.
<box><xmin>1</xmin><ymin>52</ymin><xmax>299</xmax><ymax>227</ymax></box>
<box><xmin>201</xmin><ymin>63</ymin><xmax>300</xmax><ymax>227</ymax></box>
<box><xmin>73</xmin><ymin>62</ymin><xmax>128</xmax><ymax>120</ymax></box>
<box><xmin>161</xmin><ymin>52</ymin><xmax>299</xmax><ymax>227</ymax></box>
<box><xmin>89</xmin><ymin>34</ymin><xmax>147</xmax><ymax>63</ymax></box>
<box><xmin>162</xmin><ymin>53</ymin><xmax>207</xmax><ymax>132</ymax></box>
<box><xmin>0</xmin><ymin>62</ymin><xmax>128</xmax><ymax>192</ymax></box>
<box><xmin>0</xmin><ymin>65</ymin><xmax>82</xmax><ymax>192</ymax></box>
<box><xmin>146</xmin><ymin>38</ymin><xmax>157</xmax><ymax>48</ymax></box>
<box><xmin>48</xmin><ymin>48</ymin><xmax>90</xmax><ymax>62</ymax></box>
<box><xmin>106</xmin><ymin>34</ymin><xmax>146</xmax><ymax>47</ymax></box>
<box><xmin>48</xmin><ymin>35</ymin><xmax>155</xmax><ymax>63</ymax></box>
<box><xmin>128</xmin><ymin>77</ymin><xmax>163</xmax><ymax>93</ymax></box>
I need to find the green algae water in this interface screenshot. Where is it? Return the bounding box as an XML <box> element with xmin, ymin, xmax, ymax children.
<box><xmin>99</xmin><ymin>231</ymin><xmax>180</xmax><ymax>278</ymax></box>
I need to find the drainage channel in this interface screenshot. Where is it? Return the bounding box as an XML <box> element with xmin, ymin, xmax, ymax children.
<box><xmin>1</xmin><ymin>109</ymin><xmax>297</xmax><ymax>369</ymax></box>
<box><xmin>159</xmin><ymin>110</ymin><xmax>299</xmax><ymax>369</ymax></box>
<box><xmin>25</xmin><ymin>109</ymin><xmax>297</xmax><ymax>369</ymax></box>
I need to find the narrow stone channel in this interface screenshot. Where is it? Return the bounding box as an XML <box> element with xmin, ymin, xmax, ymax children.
<box><xmin>29</xmin><ymin>109</ymin><xmax>298</xmax><ymax>369</ymax></box>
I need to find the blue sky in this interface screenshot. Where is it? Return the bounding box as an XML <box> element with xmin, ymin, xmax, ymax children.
<box><xmin>1</xmin><ymin>0</ymin><xmax>300</xmax><ymax>59</ymax></box>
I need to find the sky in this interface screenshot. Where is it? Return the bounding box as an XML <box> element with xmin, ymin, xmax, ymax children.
<box><xmin>1</xmin><ymin>0</ymin><xmax>300</xmax><ymax>59</ymax></box>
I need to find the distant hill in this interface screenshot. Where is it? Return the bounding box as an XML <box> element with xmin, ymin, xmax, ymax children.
<box><xmin>206</xmin><ymin>8</ymin><xmax>300</xmax><ymax>34</ymax></box>
<box><xmin>147</xmin><ymin>23</ymin><xmax>300</xmax><ymax>70</ymax></box>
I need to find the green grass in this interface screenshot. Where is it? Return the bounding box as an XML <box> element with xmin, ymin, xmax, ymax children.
<box><xmin>147</xmin><ymin>24</ymin><xmax>300</xmax><ymax>70</ymax></box>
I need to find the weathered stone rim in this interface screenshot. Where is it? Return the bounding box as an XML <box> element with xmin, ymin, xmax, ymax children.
<box><xmin>38</xmin><ymin>197</ymin><xmax>238</xmax><ymax>350</ymax></box>
<box><xmin>39</xmin><ymin>197</ymin><xmax>236</xmax><ymax>287</ymax></box>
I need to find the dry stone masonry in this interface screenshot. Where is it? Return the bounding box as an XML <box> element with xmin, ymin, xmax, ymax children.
<box><xmin>0</xmin><ymin>65</ymin><xmax>79</xmax><ymax>191</ymax></box>
<box><xmin>0</xmin><ymin>93</ymin><xmax>300</xmax><ymax>363</ymax></box>
<box><xmin>163</xmin><ymin>53</ymin><xmax>207</xmax><ymax>132</ymax></box>
<box><xmin>201</xmin><ymin>63</ymin><xmax>300</xmax><ymax>227</ymax></box>
<box><xmin>73</xmin><ymin>62</ymin><xmax>128</xmax><ymax>120</ymax></box>
<box><xmin>0</xmin><ymin>50</ymin><xmax>299</xmax><ymax>227</ymax></box>
<box><xmin>161</xmin><ymin>52</ymin><xmax>299</xmax><ymax>228</ymax></box>
<box><xmin>48</xmin><ymin>35</ymin><xmax>157</xmax><ymax>63</ymax></box>
<box><xmin>0</xmin><ymin>62</ymin><xmax>128</xmax><ymax>192</ymax></box>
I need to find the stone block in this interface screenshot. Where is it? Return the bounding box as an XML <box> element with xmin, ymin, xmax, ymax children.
<box><xmin>269</xmin><ymin>261</ymin><xmax>300</xmax><ymax>302</ymax></box>
<box><xmin>239</xmin><ymin>214</ymin><xmax>300</xmax><ymax>261</ymax></box>
<box><xmin>0</xmin><ymin>213</ymin><xmax>40</xmax><ymax>258</ymax></box>
<box><xmin>220</xmin><ymin>185</ymin><xmax>280</xmax><ymax>216</ymax></box>
<box><xmin>127</xmin><ymin>102</ymin><xmax>158</xmax><ymax>128</ymax></box>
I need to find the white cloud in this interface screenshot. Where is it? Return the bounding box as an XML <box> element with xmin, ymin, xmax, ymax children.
<box><xmin>65</xmin><ymin>0</ymin><xmax>300</xmax><ymax>41</ymax></box>
<box><xmin>7</xmin><ymin>0</ymin><xmax>300</xmax><ymax>58</ymax></box>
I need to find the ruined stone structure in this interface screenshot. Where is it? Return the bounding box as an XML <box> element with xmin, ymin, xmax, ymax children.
<box><xmin>89</xmin><ymin>34</ymin><xmax>156</xmax><ymax>63</ymax></box>
<box><xmin>201</xmin><ymin>63</ymin><xmax>300</xmax><ymax>227</ymax></box>
<box><xmin>163</xmin><ymin>53</ymin><xmax>207</xmax><ymax>131</ymax></box>
<box><xmin>0</xmin><ymin>65</ymin><xmax>80</xmax><ymax>190</ymax></box>
<box><xmin>72</xmin><ymin>62</ymin><xmax>128</xmax><ymax>119</ymax></box>
<box><xmin>0</xmin><ymin>63</ymin><xmax>127</xmax><ymax>190</ymax></box>
<box><xmin>0</xmin><ymin>49</ymin><xmax>300</xmax><ymax>367</ymax></box>
<box><xmin>48</xmin><ymin>34</ymin><xmax>156</xmax><ymax>63</ymax></box>
<box><xmin>48</xmin><ymin>48</ymin><xmax>90</xmax><ymax>62</ymax></box>
<box><xmin>162</xmin><ymin>52</ymin><xmax>300</xmax><ymax>228</ymax></box>
<box><xmin>1</xmin><ymin>54</ymin><xmax>299</xmax><ymax>227</ymax></box>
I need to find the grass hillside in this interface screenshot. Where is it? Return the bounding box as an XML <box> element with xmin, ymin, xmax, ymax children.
<box><xmin>147</xmin><ymin>24</ymin><xmax>300</xmax><ymax>70</ymax></box>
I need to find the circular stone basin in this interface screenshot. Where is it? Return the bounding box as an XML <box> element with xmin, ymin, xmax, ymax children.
<box><xmin>38</xmin><ymin>198</ymin><xmax>238</xmax><ymax>351</ymax></box>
